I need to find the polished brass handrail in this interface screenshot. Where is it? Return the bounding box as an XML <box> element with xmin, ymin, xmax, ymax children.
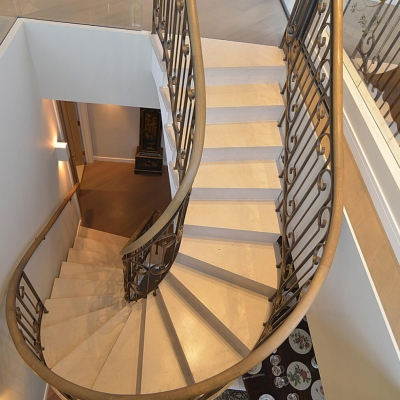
<box><xmin>5</xmin><ymin>0</ymin><xmax>343</xmax><ymax>398</ymax></box>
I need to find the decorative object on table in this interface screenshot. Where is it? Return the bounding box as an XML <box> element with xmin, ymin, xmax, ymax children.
<box><xmin>311</xmin><ymin>356</ymin><xmax>318</xmax><ymax>369</ymax></box>
<box><xmin>271</xmin><ymin>365</ymin><xmax>285</xmax><ymax>376</ymax></box>
<box><xmin>287</xmin><ymin>362</ymin><xmax>312</xmax><ymax>390</ymax></box>
<box><xmin>274</xmin><ymin>376</ymin><xmax>289</xmax><ymax>388</ymax></box>
<box><xmin>269</xmin><ymin>354</ymin><xmax>281</xmax><ymax>365</ymax></box>
<box><xmin>287</xmin><ymin>394</ymin><xmax>300</xmax><ymax>400</ymax></box>
<box><xmin>247</xmin><ymin>362</ymin><xmax>262</xmax><ymax>375</ymax></box>
<box><xmin>311</xmin><ymin>380</ymin><xmax>325</xmax><ymax>400</ymax></box>
<box><xmin>215</xmin><ymin>389</ymin><xmax>249</xmax><ymax>400</ymax></box>
<box><xmin>289</xmin><ymin>328</ymin><xmax>313</xmax><ymax>354</ymax></box>
<box><xmin>259</xmin><ymin>395</ymin><xmax>275</xmax><ymax>400</ymax></box>
<box><xmin>134</xmin><ymin>108</ymin><xmax>163</xmax><ymax>175</ymax></box>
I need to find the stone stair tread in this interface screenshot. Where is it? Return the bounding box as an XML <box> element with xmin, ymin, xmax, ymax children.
<box><xmin>50</xmin><ymin>278</ymin><xmax>124</xmax><ymax>299</ymax></box>
<box><xmin>59</xmin><ymin>261</ymin><xmax>122</xmax><ymax>282</ymax></box>
<box><xmin>178</xmin><ymin>235</ymin><xmax>278</xmax><ymax>288</ymax></box>
<box><xmin>159</xmin><ymin>278</ymin><xmax>242</xmax><ymax>383</ymax></box>
<box><xmin>170</xmin><ymin>263</ymin><xmax>271</xmax><ymax>349</ymax></box>
<box><xmin>205</xmin><ymin>84</ymin><xmax>283</xmax><ymax>108</ymax></box>
<box><xmin>74</xmin><ymin>236</ymin><xmax>121</xmax><ymax>256</ymax></box>
<box><xmin>193</xmin><ymin>160</ymin><xmax>280</xmax><ymax>190</ymax></box>
<box><xmin>141</xmin><ymin>296</ymin><xmax>187</xmax><ymax>394</ymax></box>
<box><xmin>43</xmin><ymin>295</ymin><xmax>124</xmax><ymax>328</ymax></box>
<box><xmin>78</xmin><ymin>226</ymin><xmax>128</xmax><ymax>247</ymax></box>
<box><xmin>51</xmin><ymin>306</ymin><xmax>132</xmax><ymax>389</ymax></box>
<box><xmin>201</xmin><ymin>37</ymin><xmax>284</xmax><ymax>69</ymax></box>
<box><xmin>204</xmin><ymin>122</ymin><xmax>282</xmax><ymax>149</ymax></box>
<box><xmin>67</xmin><ymin>248</ymin><xmax>123</xmax><ymax>269</ymax></box>
<box><xmin>92</xmin><ymin>301</ymin><xmax>143</xmax><ymax>394</ymax></box>
<box><xmin>42</xmin><ymin>304</ymin><xmax>123</xmax><ymax>368</ymax></box>
<box><xmin>185</xmin><ymin>200</ymin><xmax>280</xmax><ymax>234</ymax></box>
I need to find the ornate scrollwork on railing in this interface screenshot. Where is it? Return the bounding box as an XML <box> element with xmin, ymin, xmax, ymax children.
<box><xmin>345</xmin><ymin>0</ymin><xmax>400</xmax><ymax>139</ymax></box>
<box><xmin>258</xmin><ymin>0</ymin><xmax>341</xmax><ymax>346</ymax></box>
<box><xmin>154</xmin><ymin>0</ymin><xmax>197</xmax><ymax>182</ymax></box>
<box><xmin>15</xmin><ymin>271</ymin><xmax>48</xmax><ymax>363</ymax></box>
<box><xmin>122</xmin><ymin>195</ymin><xmax>189</xmax><ymax>302</ymax></box>
<box><xmin>121</xmin><ymin>0</ymin><xmax>205</xmax><ymax>302</ymax></box>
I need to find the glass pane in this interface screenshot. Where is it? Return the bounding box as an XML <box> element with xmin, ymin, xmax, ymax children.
<box><xmin>20</xmin><ymin>0</ymin><xmax>143</xmax><ymax>30</ymax></box>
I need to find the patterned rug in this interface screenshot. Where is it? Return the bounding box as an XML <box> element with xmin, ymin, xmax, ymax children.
<box><xmin>216</xmin><ymin>389</ymin><xmax>249</xmax><ymax>400</ymax></box>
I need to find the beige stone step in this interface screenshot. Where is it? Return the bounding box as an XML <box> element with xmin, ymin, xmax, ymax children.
<box><xmin>92</xmin><ymin>301</ymin><xmax>143</xmax><ymax>394</ymax></box>
<box><xmin>170</xmin><ymin>263</ymin><xmax>272</xmax><ymax>349</ymax></box>
<box><xmin>184</xmin><ymin>200</ymin><xmax>280</xmax><ymax>242</ymax></box>
<box><xmin>78</xmin><ymin>226</ymin><xmax>128</xmax><ymax>247</ymax></box>
<box><xmin>74</xmin><ymin>236</ymin><xmax>121</xmax><ymax>256</ymax></box>
<box><xmin>42</xmin><ymin>295</ymin><xmax>125</xmax><ymax>328</ymax></box>
<box><xmin>177</xmin><ymin>235</ymin><xmax>278</xmax><ymax>292</ymax></box>
<box><xmin>192</xmin><ymin>160</ymin><xmax>280</xmax><ymax>200</ymax></box>
<box><xmin>166</xmin><ymin>121</ymin><xmax>283</xmax><ymax>162</ymax></box>
<box><xmin>161</xmin><ymin>84</ymin><xmax>284</xmax><ymax>124</ymax></box>
<box><xmin>201</xmin><ymin>38</ymin><xmax>284</xmax><ymax>69</ymax></box>
<box><xmin>42</xmin><ymin>304</ymin><xmax>123</xmax><ymax>368</ymax></box>
<box><xmin>159</xmin><ymin>277</ymin><xmax>242</xmax><ymax>382</ymax></box>
<box><xmin>171</xmin><ymin>262</ymin><xmax>271</xmax><ymax>349</ymax></box>
<box><xmin>59</xmin><ymin>262</ymin><xmax>122</xmax><ymax>282</ymax></box>
<box><xmin>67</xmin><ymin>248</ymin><xmax>123</xmax><ymax>269</ymax></box>
<box><xmin>51</xmin><ymin>306</ymin><xmax>132</xmax><ymax>389</ymax></box>
<box><xmin>50</xmin><ymin>278</ymin><xmax>123</xmax><ymax>299</ymax></box>
<box><xmin>141</xmin><ymin>295</ymin><xmax>187</xmax><ymax>394</ymax></box>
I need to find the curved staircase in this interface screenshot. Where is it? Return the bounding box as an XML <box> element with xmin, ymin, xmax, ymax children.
<box><xmin>40</xmin><ymin>39</ymin><xmax>286</xmax><ymax>396</ymax></box>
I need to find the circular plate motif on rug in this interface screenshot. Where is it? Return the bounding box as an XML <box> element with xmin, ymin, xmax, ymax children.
<box><xmin>287</xmin><ymin>361</ymin><xmax>312</xmax><ymax>390</ymax></box>
<box><xmin>288</xmin><ymin>328</ymin><xmax>312</xmax><ymax>354</ymax></box>
<box><xmin>259</xmin><ymin>395</ymin><xmax>275</xmax><ymax>400</ymax></box>
<box><xmin>311</xmin><ymin>380</ymin><xmax>325</xmax><ymax>400</ymax></box>
<box><xmin>247</xmin><ymin>362</ymin><xmax>262</xmax><ymax>375</ymax></box>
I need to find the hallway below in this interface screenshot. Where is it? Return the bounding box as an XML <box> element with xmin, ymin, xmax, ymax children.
<box><xmin>78</xmin><ymin>161</ymin><xmax>171</xmax><ymax>239</ymax></box>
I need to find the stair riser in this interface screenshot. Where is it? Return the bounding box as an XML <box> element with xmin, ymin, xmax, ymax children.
<box><xmin>201</xmin><ymin>146</ymin><xmax>282</xmax><ymax>162</ymax></box>
<box><xmin>206</xmin><ymin>106</ymin><xmax>284</xmax><ymax>124</ymax></box>
<box><xmin>191</xmin><ymin>187</ymin><xmax>281</xmax><ymax>201</ymax></box>
<box><xmin>205</xmin><ymin>66</ymin><xmax>285</xmax><ymax>86</ymax></box>
<box><xmin>43</xmin><ymin>296</ymin><xmax>124</xmax><ymax>328</ymax></box>
<box><xmin>51</xmin><ymin>279</ymin><xmax>124</xmax><ymax>299</ymax></box>
<box><xmin>183</xmin><ymin>225</ymin><xmax>280</xmax><ymax>243</ymax></box>
<box><xmin>67</xmin><ymin>249</ymin><xmax>123</xmax><ymax>269</ymax></box>
<box><xmin>78</xmin><ymin>227</ymin><xmax>128</xmax><ymax>247</ymax></box>
<box><xmin>74</xmin><ymin>237</ymin><xmax>121</xmax><ymax>256</ymax></box>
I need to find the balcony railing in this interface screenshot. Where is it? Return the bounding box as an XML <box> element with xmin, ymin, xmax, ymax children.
<box><xmin>5</xmin><ymin>0</ymin><xmax>343</xmax><ymax>399</ymax></box>
<box><xmin>343</xmin><ymin>0</ymin><xmax>400</xmax><ymax>143</ymax></box>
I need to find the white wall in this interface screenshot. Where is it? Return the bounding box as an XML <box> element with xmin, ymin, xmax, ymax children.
<box><xmin>343</xmin><ymin>52</ymin><xmax>400</xmax><ymax>262</ymax></box>
<box><xmin>307</xmin><ymin>210</ymin><xmax>400</xmax><ymax>400</ymax></box>
<box><xmin>22</xmin><ymin>19</ymin><xmax>160</xmax><ymax>109</ymax></box>
<box><xmin>88</xmin><ymin>103</ymin><xmax>140</xmax><ymax>162</ymax></box>
<box><xmin>0</xmin><ymin>20</ymin><xmax>80</xmax><ymax>400</ymax></box>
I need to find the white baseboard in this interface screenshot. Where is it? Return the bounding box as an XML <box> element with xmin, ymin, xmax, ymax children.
<box><xmin>93</xmin><ymin>156</ymin><xmax>135</xmax><ymax>163</ymax></box>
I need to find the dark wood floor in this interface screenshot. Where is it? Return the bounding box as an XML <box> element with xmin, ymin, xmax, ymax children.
<box><xmin>78</xmin><ymin>162</ymin><xmax>172</xmax><ymax>238</ymax></box>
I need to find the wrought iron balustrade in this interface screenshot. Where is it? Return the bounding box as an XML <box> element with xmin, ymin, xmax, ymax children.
<box><xmin>120</xmin><ymin>0</ymin><xmax>206</xmax><ymax>302</ymax></box>
<box><xmin>257</xmin><ymin>0</ymin><xmax>344</xmax><ymax>345</ymax></box>
<box><xmin>344</xmin><ymin>0</ymin><xmax>400</xmax><ymax>141</ymax></box>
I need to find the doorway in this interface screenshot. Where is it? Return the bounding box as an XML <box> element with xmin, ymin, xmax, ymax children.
<box><xmin>56</xmin><ymin>100</ymin><xmax>86</xmax><ymax>184</ymax></box>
